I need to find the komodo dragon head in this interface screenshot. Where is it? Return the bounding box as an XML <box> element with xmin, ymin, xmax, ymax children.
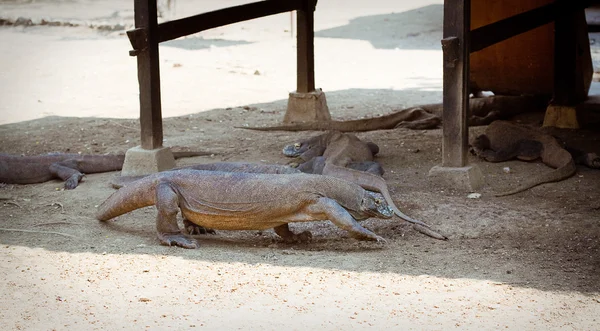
<box><xmin>349</xmin><ymin>191</ymin><xmax>394</xmax><ymax>220</ymax></box>
<box><xmin>282</xmin><ymin>131</ymin><xmax>380</xmax><ymax>159</ymax></box>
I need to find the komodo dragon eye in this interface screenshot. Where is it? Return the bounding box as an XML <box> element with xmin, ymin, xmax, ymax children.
<box><xmin>374</xmin><ymin>198</ymin><xmax>382</xmax><ymax>205</ymax></box>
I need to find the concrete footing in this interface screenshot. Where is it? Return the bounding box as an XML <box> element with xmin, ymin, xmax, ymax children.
<box><xmin>120</xmin><ymin>146</ymin><xmax>175</xmax><ymax>176</ymax></box>
<box><xmin>543</xmin><ymin>104</ymin><xmax>580</xmax><ymax>129</ymax></box>
<box><xmin>428</xmin><ymin>164</ymin><xmax>484</xmax><ymax>192</ymax></box>
<box><xmin>284</xmin><ymin>88</ymin><xmax>331</xmax><ymax>123</ymax></box>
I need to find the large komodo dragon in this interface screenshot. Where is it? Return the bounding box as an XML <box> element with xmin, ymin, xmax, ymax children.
<box><xmin>238</xmin><ymin>95</ymin><xmax>547</xmax><ymax>132</ymax></box>
<box><xmin>281</xmin><ymin>131</ymin><xmax>447</xmax><ymax>240</ymax></box>
<box><xmin>471</xmin><ymin>120</ymin><xmax>599</xmax><ymax>196</ymax></box>
<box><xmin>0</xmin><ymin>151</ymin><xmax>211</xmax><ymax>189</ymax></box>
<box><xmin>109</xmin><ymin>161</ymin><xmax>397</xmax><ymax>242</ymax></box>
<box><xmin>96</xmin><ymin>169</ymin><xmax>394</xmax><ymax>248</ymax></box>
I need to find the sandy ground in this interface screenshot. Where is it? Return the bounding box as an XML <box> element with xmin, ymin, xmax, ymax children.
<box><xmin>1</xmin><ymin>1</ymin><xmax>600</xmax><ymax>330</ymax></box>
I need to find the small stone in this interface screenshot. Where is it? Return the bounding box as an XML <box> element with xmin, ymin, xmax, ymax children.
<box><xmin>502</xmin><ymin>167</ymin><xmax>511</xmax><ymax>173</ymax></box>
<box><xmin>467</xmin><ymin>193</ymin><xmax>481</xmax><ymax>199</ymax></box>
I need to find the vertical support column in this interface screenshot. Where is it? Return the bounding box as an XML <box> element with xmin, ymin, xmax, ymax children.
<box><xmin>429</xmin><ymin>0</ymin><xmax>482</xmax><ymax>191</ymax></box>
<box><xmin>441</xmin><ymin>0</ymin><xmax>470</xmax><ymax>168</ymax></box>
<box><xmin>284</xmin><ymin>0</ymin><xmax>330</xmax><ymax>123</ymax></box>
<box><xmin>134</xmin><ymin>0</ymin><xmax>164</xmax><ymax>149</ymax></box>
<box><xmin>296</xmin><ymin>0</ymin><xmax>316</xmax><ymax>93</ymax></box>
<box><xmin>121</xmin><ymin>0</ymin><xmax>174</xmax><ymax>176</ymax></box>
<box><xmin>543</xmin><ymin>9</ymin><xmax>589</xmax><ymax>129</ymax></box>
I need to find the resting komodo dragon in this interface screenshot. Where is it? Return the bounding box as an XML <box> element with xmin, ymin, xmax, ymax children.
<box><xmin>0</xmin><ymin>150</ymin><xmax>211</xmax><ymax>189</ymax></box>
<box><xmin>471</xmin><ymin>120</ymin><xmax>600</xmax><ymax>196</ymax></box>
<box><xmin>96</xmin><ymin>169</ymin><xmax>394</xmax><ymax>248</ymax></box>
<box><xmin>238</xmin><ymin>95</ymin><xmax>547</xmax><ymax>132</ymax></box>
<box><xmin>282</xmin><ymin>131</ymin><xmax>383</xmax><ymax>175</ymax></box>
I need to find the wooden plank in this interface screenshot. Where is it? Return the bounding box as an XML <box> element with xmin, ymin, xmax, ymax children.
<box><xmin>442</xmin><ymin>0</ymin><xmax>470</xmax><ymax>168</ymax></box>
<box><xmin>296</xmin><ymin>0</ymin><xmax>316</xmax><ymax>93</ymax></box>
<box><xmin>134</xmin><ymin>0</ymin><xmax>163</xmax><ymax>149</ymax></box>
<box><xmin>470</xmin><ymin>0</ymin><xmax>591</xmax><ymax>53</ymax></box>
<box><xmin>470</xmin><ymin>0</ymin><xmax>555</xmax><ymax>96</ymax></box>
<box><xmin>158</xmin><ymin>0</ymin><xmax>303</xmax><ymax>43</ymax></box>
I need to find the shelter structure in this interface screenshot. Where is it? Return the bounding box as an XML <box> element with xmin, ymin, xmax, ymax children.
<box><xmin>124</xmin><ymin>0</ymin><xmax>598</xmax><ymax>191</ymax></box>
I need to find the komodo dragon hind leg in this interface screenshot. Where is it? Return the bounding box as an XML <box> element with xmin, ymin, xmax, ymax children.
<box><xmin>274</xmin><ymin>224</ymin><xmax>312</xmax><ymax>243</ymax></box>
<box><xmin>183</xmin><ymin>219</ymin><xmax>216</xmax><ymax>235</ymax></box>
<box><xmin>155</xmin><ymin>182</ymin><xmax>199</xmax><ymax>249</ymax></box>
<box><xmin>321</xmin><ymin>163</ymin><xmax>429</xmax><ymax>228</ymax></box>
<box><xmin>49</xmin><ymin>159</ymin><xmax>85</xmax><ymax>190</ymax></box>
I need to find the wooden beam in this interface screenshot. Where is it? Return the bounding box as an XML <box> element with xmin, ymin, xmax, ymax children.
<box><xmin>442</xmin><ymin>0</ymin><xmax>470</xmax><ymax>168</ymax></box>
<box><xmin>134</xmin><ymin>0</ymin><xmax>164</xmax><ymax>149</ymax></box>
<box><xmin>471</xmin><ymin>0</ymin><xmax>592</xmax><ymax>53</ymax></box>
<box><xmin>157</xmin><ymin>0</ymin><xmax>304</xmax><ymax>43</ymax></box>
<box><xmin>296</xmin><ymin>0</ymin><xmax>316</xmax><ymax>93</ymax></box>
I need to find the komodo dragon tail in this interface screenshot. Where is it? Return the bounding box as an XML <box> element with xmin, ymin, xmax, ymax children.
<box><xmin>96</xmin><ymin>176</ymin><xmax>156</xmax><ymax>221</ymax></box>
<box><xmin>495</xmin><ymin>159</ymin><xmax>576</xmax><ymax>197</ymax></box>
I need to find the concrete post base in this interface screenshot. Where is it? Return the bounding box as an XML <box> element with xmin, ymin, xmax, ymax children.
<box><xmin>543</xmin><ymin>104</ymin><xmax>580</xmax><ymax>129</ymax></box>
<box><xmin>428</xmin><ymin>164</ymin><xmax>484</xmax><ymax>192</ymax></box>
<box><xmin>284</xmin><ymin>88</ymin><xmax>331</xmax><ymax>123</ymax></box>
<box><xmin>120</xmin><ymin>146</ymin><xmax>175</xmax><ymax>176</ymax></box>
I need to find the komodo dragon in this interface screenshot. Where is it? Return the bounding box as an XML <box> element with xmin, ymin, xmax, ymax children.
<box><xmin>96</xmin><ymin>169</ymin><xmax>394</xmax><ymax>248</ymax></box>
<box><xmin>282</xmin><ymin>131</ymin><xmax>383</xmax><ymax>175</ymax></box>
<box><xmin>108</xmin><ymin>161</ymin><xmax>392</xmax><ymax>242</ymax></box>
<box><xmin>0</xmin><ymin>151</ymin><xmax>211</xmax><ymax>189</ymax></box>
<box><xmin>471</xmin><ymin>120</ymin><xmax>579</xmax><ymax>196</ymax></box>
<box><xmin>238</xmin><ymin>95</ymin><xmax>547</xmax><ymax>132</ymax></box>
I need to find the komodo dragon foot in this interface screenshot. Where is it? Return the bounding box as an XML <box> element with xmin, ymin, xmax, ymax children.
<box><xmin>158</xmin><ymin>232</ymin><xmax>199</xmax><ymax>249</ymax></box>
<box><xmin>183</xmin><ymin>219</ymin><xmax>216</xmax><ymax>235</ymax></box>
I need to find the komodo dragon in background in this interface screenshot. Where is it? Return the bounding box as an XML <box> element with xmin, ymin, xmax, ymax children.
<box><xmin>238</xmin><ymin>95</ymin><xmax>547</xmax><ymax>132</ymax></box>
<box><xmin>0</xmin><ymin>150</ymin><xmax>212</xmax><ymax>189</ymax></box>
<box><xmin>282</xmin><ymin>131</ymin><xmax>384</xmax><ymax>175</ymax></box>
<box><xmin>96</xmin><ymin>169</ymin><xmax>394</xmax><ymax>248</ymax></box>
<box><xmin>471</xmin><ymin>120</ymin><xmax>599</xmax><ymax>196</ymax></box>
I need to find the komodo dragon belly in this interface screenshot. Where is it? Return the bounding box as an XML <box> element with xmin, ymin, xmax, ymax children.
<box><xmin>174</xmin><ymin>183</ymin><xmax>323</xmax><ymax>231</ymax></box>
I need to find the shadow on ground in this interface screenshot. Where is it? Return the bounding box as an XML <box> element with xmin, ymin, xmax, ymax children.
<box><xmin>162</xmin><ymin>36</ymin><xmax>252</xmax><ymax>50</ymax></box>
<box><xmin>315</xmin><ymin>4</ymin><xmax>443</xmax><ymax>50</ymax></box>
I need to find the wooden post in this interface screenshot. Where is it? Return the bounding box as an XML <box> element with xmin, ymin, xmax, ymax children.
<box><xmin>296</xmin><ymin>0</ymin><xmax>316</xmax><ymax>93</ymax></box>
<box><xmin>441</xmin><ymin>0</ymin><xmax>470</xmax><ymax>167</ymax></box>
<box><xmin>134</xmin><ymin>0</ymin><xmax>164</xmax><ymax>150</ymax></box>
<box><xmin>552</xmin><ymin>11</ymin><xmax>579</xmax><ymax>106</ymax></box>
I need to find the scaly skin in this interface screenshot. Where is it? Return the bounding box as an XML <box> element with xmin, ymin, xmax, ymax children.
<box><xmin>96</xmin><ymin>169</ymin><xmax>394</xmax><ymax>248</ymax></box>
<box><xmin>110</xmin><ymin>162</ymin><xmax>300</xmax><ymax>189</ymax></box>
<box><xmin>0</xmin><ymin>151</ymin><xmax>212</xmax><ymax>189</ymax></box>
<box><xmin>471</xmin><ymin>120</ymin><xmax>576</xmax><ymax>196</ymax></box>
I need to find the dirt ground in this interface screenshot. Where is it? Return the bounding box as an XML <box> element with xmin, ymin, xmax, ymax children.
<box><xmin>1</xmin><ymin>1</ymin><xmax>600</xmax><ymax>330</ymax></box>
